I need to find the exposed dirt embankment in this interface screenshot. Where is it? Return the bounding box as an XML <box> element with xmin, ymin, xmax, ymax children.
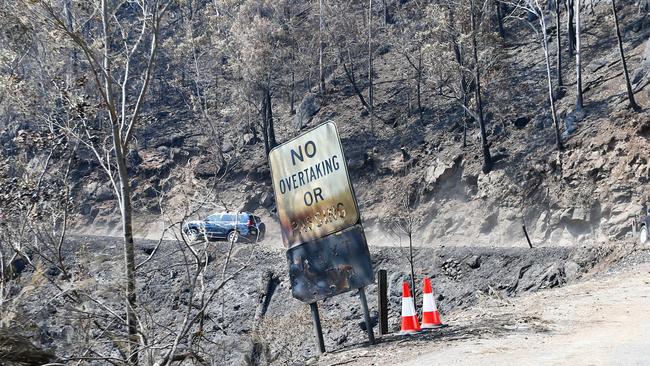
<box><xmin>6</xmin><ymin>235</ymin><xmax>644</xmax><ymax>365</ymax></box>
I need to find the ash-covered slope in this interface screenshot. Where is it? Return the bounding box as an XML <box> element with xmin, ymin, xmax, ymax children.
<box><xmin>5</xmin><ymin>235</ymin><xmax>630</xmax><ymax>365</ymax></box>
<box><xmin>68</xmin><ymin>1</ymin><xmax>650</xmax><ymax>248</ymax></box>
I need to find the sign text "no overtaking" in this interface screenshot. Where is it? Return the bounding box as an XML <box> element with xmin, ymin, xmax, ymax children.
<box><xmin>269</xmin><ymin>122</ymin><xmax>359</xmax><ymax>248</ymax></box>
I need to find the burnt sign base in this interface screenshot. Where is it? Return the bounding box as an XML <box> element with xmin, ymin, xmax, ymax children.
<box><xmin>286</xmin><ymin>225</ymin><xmax>374</xmax><ymax>303</ymax></box>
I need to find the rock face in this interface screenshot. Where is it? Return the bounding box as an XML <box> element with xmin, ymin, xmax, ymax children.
<box><xmin>293</xmin><ymin>93</ymin><xmax>321</xmax><ymax>130</ymax></box>
<box><xmin>139</xmin><ymin>148</ymin><xmax>173</xmax><ymax>175</ymax></box>
<box><xmin>0</xmin><ymin>328</ymin><xmax>56</xmax><ymax>366</ymax></box>
<box><xmin>424</xmin><ymin>156</ymin><xmax>460</xmax><ymax>185</ymax></box>
<box><xmin>194</xmin><ymin>156</ymin><xmax>222</xmax><ymax>178</ymax></box>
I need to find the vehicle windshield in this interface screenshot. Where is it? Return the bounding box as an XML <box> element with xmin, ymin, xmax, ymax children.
<box><xmin>206</xmin><ymin>214</ymin><xmax>220</xmax><ymax>221</ymax></box>
<box><xmin>222</xmin><ymin>213</ymin><xmax>236</xmax><ymax>222</ymax></box>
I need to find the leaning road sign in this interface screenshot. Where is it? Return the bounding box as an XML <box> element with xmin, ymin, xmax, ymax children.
<box><xmin>269</xmin><ymin>121</ymin><xmax>360</xmax><ymax>248</ymax></box>
<box><xmin>269</xmin><ymin>121</ymin><xmax>375</xmax><ymax>352</ymax></box>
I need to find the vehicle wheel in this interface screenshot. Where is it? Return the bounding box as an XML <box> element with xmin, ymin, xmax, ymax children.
<box><xmin>227</xmin><ymin>230</ymin><xmax>239</xmax><ymax>243</ymax></box>
<box><xmin>186</xmin><ymin>228</ymin><xmax>200</xmax><ymax>242</ymax></box>
<box><xmin>640</xmin><ymin>226</ymin><xmax>648</xmax><ymax>245</ymax></box>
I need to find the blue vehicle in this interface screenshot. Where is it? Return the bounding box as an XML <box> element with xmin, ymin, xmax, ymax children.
<box><xmin>183</xmin><ymin>212</ymin><xmax>265</xmax><ymax>243</ymax></box>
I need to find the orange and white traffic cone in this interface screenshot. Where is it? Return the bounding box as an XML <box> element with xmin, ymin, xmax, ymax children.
<box><xmin>400</xmin><ymin>281</ymin><xmax>421</xmax><ymax>334</ymax></box>
<box><xmin>421</xmin><ymin>277</ymin><xmax>443</xmax><ymax>328</ymax></box>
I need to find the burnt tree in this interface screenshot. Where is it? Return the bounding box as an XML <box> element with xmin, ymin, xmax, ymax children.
<box><xmin>611</xmin><ymin>0</ymin><xmax>641</xmax><ymax>111</ymax></box>
<box><xmin>470</xmin><ymin>0</ymin><xmax>493</xmax><ymax>173</ymax></box>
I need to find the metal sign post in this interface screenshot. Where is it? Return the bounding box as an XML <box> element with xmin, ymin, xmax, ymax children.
<box><xmin>269</xmin><ymin>121</ymin><xmax>375</xmax><ymax>351</ymax></box>
<box><xmin>358</xmin><ymin>287</ymin><xmax>375</xmax><ymax>345</ymax></box>
<box><xmin>310</xmin><ymin>303</ymin><xmax>326</xmax><ymax>354</ymax></box>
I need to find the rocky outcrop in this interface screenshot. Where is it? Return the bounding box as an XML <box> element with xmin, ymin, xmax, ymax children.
<box><xmin>0</xmin><ymin>329</ymin><xmax>56</xmax><ymax>366</ymax></box>
<box><xmin>293</xmin><ymin>93</ymin><xmax>321</xmax><ymax>130</ymax></box>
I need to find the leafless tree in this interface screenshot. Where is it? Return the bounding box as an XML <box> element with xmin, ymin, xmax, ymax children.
<box><xmin>424</xmin><ymin>0</ymin><xmax>502</xmax><ymax>152</ymax></box>
<box><xmin>555</xmin><ymin>0</ymin><xmax>564</xmax><ymax>92</ymax></box>
<box><xmin>368</xmin><ymin>0</ymin><xmax>375</xmax><ymax>130</ymax></box>
<box><xmin>319</xmin><ymin>0</ymin><xmax>326</xmax><ymax>96</ymax></box>
<box><xmin>509</xmin><ymin>0</ymin><xmax>563</xmax><ymax>151</ymax></box>
<box><xmin>388</xmin><ymin>185</ymin><xmax>422</xmax><ymax>310</ymax></box>
<box><xmin>470</xmin><ymin>0</ymin><xmax>494</xmax><ymax>173</ymax></box>
<box><xmin>229</xmin><ymin>1</ymin><xmax>284</xmax><ymax>156</ymax></box>
<box><xmin>329</xmin><ymin>1</ymin><xmax>373</xmax><ymax>116</ymax></box>
<box><xmin>610</xmin><ymin>0</ymin><xmax>641</xmax><ymax>111</ymax></box>
<box><xmin>566</xmin><ymin>0</ymin><xmax>576</xmax><ymax>56</ymax></box>
<box><xmin>24</xmin><ymin>0</ymin><xmax>171</xmax><ymax>362</ymax></box>
<box><xmin>575</xmin><ymin>0</ymin><xmax>584</xmax><ymax>113</ymax></box>
<box><xmin>394</xmin><ymin>24</ymin><xmax>426</xmax><ymax>122</ymax></box>
<box><xmin>0</xmin><ymin>148</ymin><xmax>256</xmax><ymax>364</ymax></box>
<box><xmin>495</xmin><ymin>0</ymin><xmax>506</xmax><ymax>37</ymax></box>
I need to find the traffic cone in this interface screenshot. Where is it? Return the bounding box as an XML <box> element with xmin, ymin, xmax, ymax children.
<box><xmin>421</xmin><ymin>277</ymin><xmax>443</xmax><ymax>328</ymax></box>
<box><xmin>399</xmin><ymin>281</ymin><xmax>421</xmax><ymax>334</ymax></box>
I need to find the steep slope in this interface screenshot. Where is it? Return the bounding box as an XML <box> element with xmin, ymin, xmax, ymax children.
<box><xmin>72</xmin><ymin>1</ymin><xmax>650</xmax><ymax>248</ymax></box>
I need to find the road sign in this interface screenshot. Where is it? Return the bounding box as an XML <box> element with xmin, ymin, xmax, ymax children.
<box><xmin>286</xmin><ymin>224</ymin><xmax>373</xmax><ymax>302</ymax></box>
<box><xmin>269</xmin><ymin>121</ymin><xmax>374</xmax><ymax>303</ymax></box>
<box><xmin>269</xmin><ymin>121</ymin><xmax>360</xmax><ymax>248</ymax></box>
<box><xmin>269</xmin><ymin>121</ymin><xmax>375</xmax><ymax>350</ymax></box>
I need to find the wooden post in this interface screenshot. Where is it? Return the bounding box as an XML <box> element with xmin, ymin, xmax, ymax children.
<box><xmin>310</xmin><ymin>302</ymin><xmax>326</xmax><ymax>354</ymax></box>
<box><xmin>377</xmin><ymin>270</ymin><xmax>388</xmax><ymax>335</ymax></box>
<box><xmin>522</xmin><ymin>224</ymin><xmax>534</xmax><ymax>249</ymax></box>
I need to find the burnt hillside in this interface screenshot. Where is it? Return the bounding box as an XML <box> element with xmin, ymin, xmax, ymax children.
<box><xmin>2</xmin><ymin>0</ymin><xmax>649</xmax><ymax>247</ymax></box>
<box><xmin>1</xmin><ymin>0</ymin><xmax>650</xmax><ymax>365</ymax></box>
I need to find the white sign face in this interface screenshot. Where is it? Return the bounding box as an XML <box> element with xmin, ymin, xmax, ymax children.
<box><xmin>269</xmin><ymin>122</ymin><xmax>359</xmax><ymax>248</ymax></box>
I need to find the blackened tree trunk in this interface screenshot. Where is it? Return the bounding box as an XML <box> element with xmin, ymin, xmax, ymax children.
<box><xmin>458</xmin><ymin>66</ymin><xmax>469</xmax><ymax>147</ymax></box>
<box><xmin>290</xmin><ymin>68</ymin><xmax>296</xmax><ymax>114</ymax></box>
<box><xmin>368</xmin><ymin>0</ymin><xmax>374</xmax><ymax>130</ymax></box>
<box><xmin>495</xmin><ymin>0</ymin><xmax>505</xmax><ymax>38</ymax></box>
<box><xmin>63</xmin><ymin>0</ymin><xmax>76</xmax><ymax>86</ymax></box>
<box><xmin>318</xmin><ymin>0</ymin><xmax>326</xmax><ymax>95</ymax></box>
<box><xmin>417</xmin><ymin>47</ymin><xmax>422</xmax><ymax>121</ymax></box>
<box><xmin>261</xmin><ymin>94</ymin><xmax>270</xmax><ymax>155</ymax></box>
<box><xmin>566</xmin><ymin>0</ymin><xmax>575</xmax><ymax>56</ymax></box>
<box><xmin>575</xmin><ymin>0</ymin><xmax>584</xmax><ymax>112</ymax></box>
<box><xmin>319</xmin><ymin>0</ymin><xmax>326</xmax><ymax>96</ymax></box>
<box><xmin>340</xmin><ymin>48</ymin><xmax>371</xmax><ymax>112</ymax></box>
<box><xmin>539</xmin><ymin>7</ymin><xmax>564</xmax><ymax>151</ymax></box>
<box><xmin>266</xmin><ymin>88</ymin><xmax>277</xmax><ymax>152</ymax></box>
<box><xmin>115</xmin><ymin>141</ymin><xmax>138</xmax><ymax>365</ymax></box>
<box><xmin>450</xmin><ymin>7</ymin><xmax>469</xmax><ymax>147</ymax></box>
<box><xmin>470</xmin><ymin>1</ymin><xmax>493</xmax><ymax>173</ymax></box>
<box><xmin>611</xmin><ymin>0</ymin><xmax>641</xmax><ymax>111</ymax></box>
<box><xmin>383</xmin><ymin>0</ymin><xmax>389</xmax><ymax>25</ymax></box>
<box><xmin>555</xmin><ymin>0</ymin><xmax>564</xmax><ymax>91</ymax></box>
<box><xmin>404</xmin><ymin>47</ymin><xmax>423</xmax><ymax>122</ymax></box>
<box><xmin>289</xmin><ymin>4</ymin><xmax>296</xmax><ymax>114</ymax></box>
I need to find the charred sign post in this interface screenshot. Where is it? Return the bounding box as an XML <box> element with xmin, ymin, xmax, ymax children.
<box><xmin>269</xmin><ymin>122</ymin><xmax>375</xmax><ymax>353</ymax></box>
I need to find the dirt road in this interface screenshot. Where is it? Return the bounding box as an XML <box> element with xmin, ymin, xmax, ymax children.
<box><xmin>320</xmin><ymin>262</ymin><xmax>650</xmax><ymax>366</ymax></box>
